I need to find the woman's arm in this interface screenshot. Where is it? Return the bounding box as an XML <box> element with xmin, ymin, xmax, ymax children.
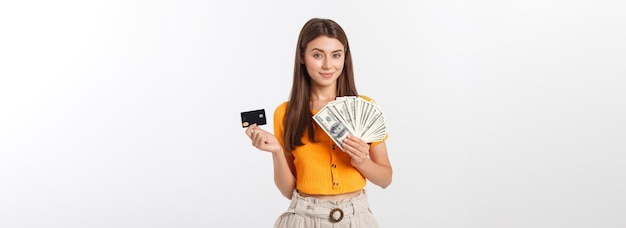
<box><xmin>246</xmin><ymin>124</ymin><xmax>296</xmax><ymax>199</ymax></box>
<box><xmin>270</xmin><ymin>149</ymin><xmax>297</xmax><ymax>199</ymax></box>
<box><xmin>342</xmin><ymin>135</ymin><xmax>393</xmax><ymax>188</ymax></box>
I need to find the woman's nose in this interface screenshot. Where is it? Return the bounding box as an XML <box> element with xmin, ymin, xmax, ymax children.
<box><xmin>322</xmin><ymin>58</ymin><xmax>331</xmax><ymax>69</ymax></box>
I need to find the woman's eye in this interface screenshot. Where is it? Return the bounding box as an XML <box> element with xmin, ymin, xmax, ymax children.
<box><xmin>333</xmin><ymin>53</ymin><xmax>342</xmax><ymax>58</ymax></box>
<box><xmin>313</xmin><ymin>53</ymin><xmax>322</xmax><ymax>58</ymax></box>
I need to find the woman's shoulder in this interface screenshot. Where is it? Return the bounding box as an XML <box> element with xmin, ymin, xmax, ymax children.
<box><xmin>275</xmin><ymin>101</ymin><xmax>288</xmax><ymax>110</ymax></box>
<box><xmin>358</xmin><ymin>94</ymin><xmax>376</xmax><ymax>103</ymax></box>
<box><xmin>274</xmin><ymin>101</ymin><xmax>289</xmax><ymax>116</ymax></box>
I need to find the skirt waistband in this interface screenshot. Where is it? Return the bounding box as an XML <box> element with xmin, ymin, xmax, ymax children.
<box><xmin>288</xmin><ymin>189</ymin><xmax>371</xmax><ymax>223</ymax></box>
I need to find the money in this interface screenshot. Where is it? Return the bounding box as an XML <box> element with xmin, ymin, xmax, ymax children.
<box><xmin>313</xmin><ymin>96</ymin><xmax>387</xmax><ymax>151</ymax></box>
<box><xmin>313</xmin><ymin>107</ymin><xmax>350</xmax><ymax>150</ymax></box>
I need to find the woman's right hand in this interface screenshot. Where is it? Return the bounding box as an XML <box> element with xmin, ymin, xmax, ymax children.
<box><xmin>245</xmin><ymin>124</ymin><xmax>283</xmax><ymax>154</ymax></box>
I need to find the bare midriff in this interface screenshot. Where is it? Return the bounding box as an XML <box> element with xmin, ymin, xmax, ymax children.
<box><xmin>297</xmin><ymin>189</ymin><xmax>364</xmax><ymax>201</ymax></box>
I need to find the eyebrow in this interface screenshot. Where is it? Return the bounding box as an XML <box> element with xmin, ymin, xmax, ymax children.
<box><xmin>311</xmin><ymin>48</ymin><xmax>344</xmax><ymax>53</ymax></box>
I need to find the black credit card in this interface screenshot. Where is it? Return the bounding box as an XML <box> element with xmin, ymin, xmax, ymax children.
<box><xmin>241</xmin><ymin>109</ymin><xmax>266</xmax><ymax>128</ymax></box>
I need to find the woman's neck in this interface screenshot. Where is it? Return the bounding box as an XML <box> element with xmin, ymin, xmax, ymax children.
<box><xmin>310</xmin><ymin>87</ymin><xmax>336</xmax><ymax>102</ymax></box>
<box><xmin>310</xmin><ymin>93</ymin><xmax>336</xmax><ymax>110</ymax></box>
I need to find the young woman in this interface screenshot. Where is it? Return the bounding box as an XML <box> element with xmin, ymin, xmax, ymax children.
<box><xmin>245</xmin><ymin>18</ymin><xmax>392</xmax><ymax>228</ymax></box>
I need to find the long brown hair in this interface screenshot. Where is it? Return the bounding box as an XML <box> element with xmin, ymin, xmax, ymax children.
<box><xmin>283</xmin><ymin>18</ymin><xmax>358</xmax><ymax>154</ymax></box>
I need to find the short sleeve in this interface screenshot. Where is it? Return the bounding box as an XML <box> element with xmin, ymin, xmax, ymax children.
<box><xmin>273</xmin><ymin>102</ymin><xmax>288</xmax><ymax>148</ymax></box>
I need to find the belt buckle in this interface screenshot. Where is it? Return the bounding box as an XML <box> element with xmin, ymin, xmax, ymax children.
<box><xmin>329</xmin><ymin>208</ymin><xmax>344</xmax><ymax>223</ymax></box>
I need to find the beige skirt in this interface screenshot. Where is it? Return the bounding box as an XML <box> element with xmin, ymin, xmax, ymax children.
<box><xmin>273</xmin><ymin>189</ymin><xmax>379</xmax><ymax>228</ymax></box>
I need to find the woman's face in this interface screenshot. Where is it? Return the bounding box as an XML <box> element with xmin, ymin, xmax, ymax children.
<box><xmin>302</xmin><ymin>36</ymin><xmax>345</xmax><ymax>89</ymax></box>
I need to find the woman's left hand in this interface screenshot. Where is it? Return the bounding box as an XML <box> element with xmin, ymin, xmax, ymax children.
<box><xmin>342</xmin><ymin>135</ymin><xmax>370</xmax><ymax>167</ymax></box>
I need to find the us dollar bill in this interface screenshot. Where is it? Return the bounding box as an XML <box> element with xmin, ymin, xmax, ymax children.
<box><xmin>330</xmin><ymin>100</ymin><xmax>355</xmax><ymax>133</ymax></box>
<box><xmin>313</xmin><ymin>106</ymin><xmax>350</xmax><ymax>151</ymax></box>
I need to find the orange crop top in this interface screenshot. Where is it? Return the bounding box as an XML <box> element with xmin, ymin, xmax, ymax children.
<box><xmin>273</xmin><ymin>95</ymin><xmax>387</xmax><ymax>195</ymax></box>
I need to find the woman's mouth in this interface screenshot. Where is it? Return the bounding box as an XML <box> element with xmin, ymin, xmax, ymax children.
<box><xmin>320</xmin><ymin>72</ymin><xmax>334</xmax><ymax>78</ymax></box>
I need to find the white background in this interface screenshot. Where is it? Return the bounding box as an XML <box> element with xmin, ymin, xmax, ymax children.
<box><xmin>1</xmin><ymin>0</ymin><xmax>625</xmax><ymax>227</ymax></box>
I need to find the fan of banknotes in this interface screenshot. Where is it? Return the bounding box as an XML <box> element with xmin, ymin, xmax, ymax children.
<box><xmin>313</xmin><ymin>96</ymin><xmax>387</xmax><ymax>151</ymax></box>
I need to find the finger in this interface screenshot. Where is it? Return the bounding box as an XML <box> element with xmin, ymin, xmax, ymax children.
<box><xmin>253</xmin><ymin>134</ymin><xmax>263</xmax><ymax>148</ymax></box>
<box><xmin>342</xmin><ymin>138</ymin><xmax>355</xmax><ymax>149</ymax></box>
<box><xmin>347</xmin><ymin>136</ymin><xmax>370</xmax><ymax>153</ymax></box>
<box><xmin>344</xmin><ymin>141</ymin><xmax>360</xmax><ymax>154</ymax></box>
<box><xmin>345</xmin><ymin>136</ymin><xmax>366</xmax><ymax>151</ymax></box>
<box><xmin>250</xmin><ymin>129</ymin><xmax>261</xmax><ymax>146</ymax></box>
<box><xmin>346</xmin><ymin>135</ymin><xmax>363</xmax><ymax>143</ymax></box>
<box><xmin>245</xmin><ymin>124</ymin><xmax>257</xmax><ymax>137</ymax></box>
<box><xmin>348</xmin><ymin>143</ymin><xmax>369</xmax><ymax>160</ymax></box>
<box><xmin>344</xmin><ymin>145</ymin><xmax>358</xmax><ymax>158</ymax></box>
<box><xmin>350</xmin><ymin>149</ymin><xmax>360</xmax><ymax>159</ymax></box>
